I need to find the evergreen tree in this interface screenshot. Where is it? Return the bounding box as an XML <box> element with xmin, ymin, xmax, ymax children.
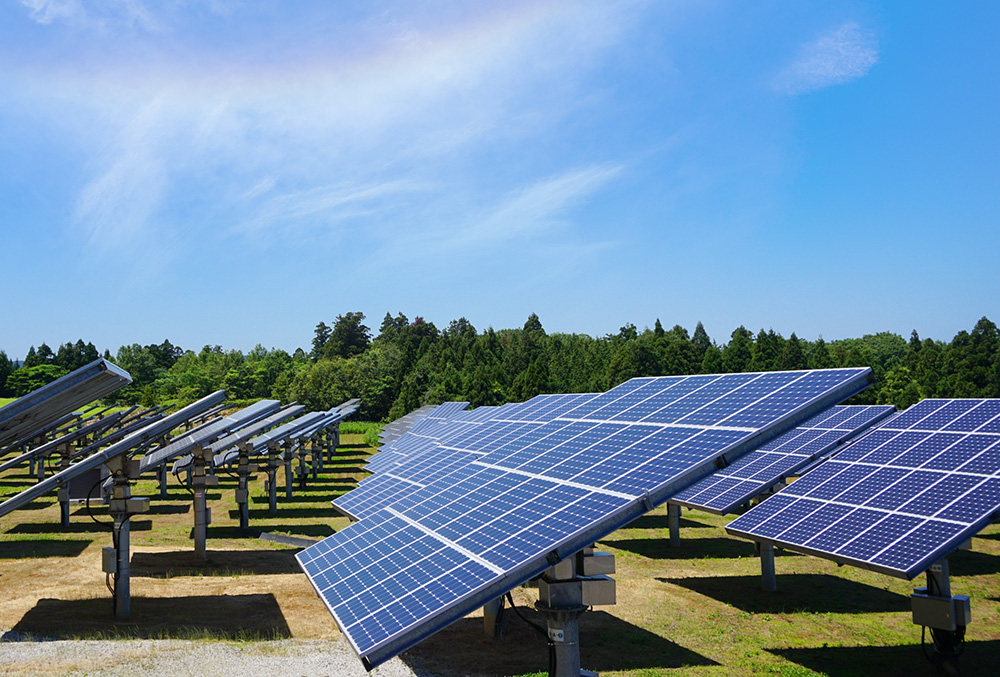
<box><xmin>0</xmin><ymin>350</ymin><xmax>13</xmax><ymax>396</ymax></box>
<box><xmin>36</xmin><ymin>343</ymin><xmax>54</xmax><ymax>364</ymax></box>
<box><xmin>722</xmin><ymin>326</ymin><xmax>753</xmax><ymax>373</ymax></box>
<box><xmin>311</xmin><ymin>322</ymin><xmax>331</xmax><ymax>361</ymax></box>
<box><xmin>653</xmin><ymin>319</ymin><xmax>665</xmax><ymax>338</ymax></box>
<box><xmin>778</xmin><ymin>333</ymin><xmax>808</xmax><ymax>370</ymax></box>
<box><xmin>809</xmin><ymin>336</ymin><xmax>833</xmax><ymax>369</ymax></box>
<box><xmin>691</xmin><ymin>322</ymin><xmax>712</xmax><ymax>363</ymax></box>
<box><xmin>325</xmin><ymin>312</ymin><xmax>371</xmax><ymax>359</ymax></box>
<box><xmin>23</xmin><ymin>346</ymin><xmax>39</xmax><ymax>368</ymax></box>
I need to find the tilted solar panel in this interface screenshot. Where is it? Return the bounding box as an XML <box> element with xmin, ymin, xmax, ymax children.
<box><xmin>726</xmin><ymin>398</ymin><xmax>1000</xmax><ymax>579</ymax></box>
<box><xmin>672</xmin><ymin>404</ymin><xmax>895</xmax><ymax>514</ymax></box>
<box><xmin>299</xmin><ymin>369</ymin><xmax>872</xmax><ymax>669</ymax></box>
<box><xmin>0</xmin><ymin>358</ymin><xmax>132</xmax><ymax>448</ymax></box>
<box><xmin>339</xmin><ymin>395</ymin><xmax>597</xmax><ymax>520</ymax></box>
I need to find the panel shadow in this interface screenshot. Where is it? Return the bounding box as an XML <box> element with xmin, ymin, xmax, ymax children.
<box><xmin>7</xmin><ymin>593</ymin><xmax>291</xmax><ymax>640</ymax></box>
<box><xmin>621</xmin><ymin>513</ymin><xmax>713</xmax><ymax>530</ymax></box>
<box><xmin>947</xmin><ymin>548</ymin><xmax>1000</xmax><ymax>577</ymax></box>
<box><xmin>0</xmin><ymin>539</ymin><xmax>92</xmax><ymax>559</ymax></box>
<box><xmin>199</xmin><ymin>523</ymin><xmax>335</xmax><ymax>540</ymax></box>
<box><xmin>403</xmin><ymin>609</ymin><xmax>717</xmax><ymax>677</ymax></box>
<box><xmin>605</xmin><ymin>536</ymin><xmax>772</xmax><ymax>561</ymax></box>
<box><xmin>7</xmin><ymin>520</ymin><xmax>151</xmax><ymax>534</ymax></box>
<box><xmin>130</xmin><ymin>548</ymin><xmax>303</xmax><ymax>577</ymax></box>
<box><xmin>771</xmin><ymin>640</ymin><xmax>1000</xmax><ymax>677</ymax></box>
<box><xmin>662</xmin><ymin>574</ymin><xmax>910</xmax><ymax>614</ymax></box>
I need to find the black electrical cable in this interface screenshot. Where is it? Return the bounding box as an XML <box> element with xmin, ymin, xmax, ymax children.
<box><xmin>503</xmin><ymin>592</ymin><xmax>556</xmax><ymax>676</ymax></box>
<box><xmin>86</xmin><ymin>478</ymin><xmax>114</xmax><ymax>528</ymax></box>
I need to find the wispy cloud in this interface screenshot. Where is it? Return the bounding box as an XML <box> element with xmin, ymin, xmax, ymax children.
<box><xmin>456</xmin><ymin>165</ymin><xmax>623</xmax><ymax>247</ymax></box>
<box><xmin>774</xmin><ymin>22</ymin><xmax>879</xmax><ymax>95</ymax></box>
<box><xmin>20</xmin><ymin>0</ymin><xmax>159</xmax><ymax>31</ymax></box>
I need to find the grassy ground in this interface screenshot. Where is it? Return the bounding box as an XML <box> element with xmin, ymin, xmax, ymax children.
<box><xmin>1</xmin><ymin>430</ymin><xmax>998</xmax><ymax>676</ymax></box>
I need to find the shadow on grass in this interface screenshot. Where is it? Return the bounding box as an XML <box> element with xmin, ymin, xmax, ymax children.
<box><xmin>251</xmin><ymin>490</ymin><xmax>353</xmax><ymax>505</ymax></box>
<box><xmin>403</xmin><ymin>609</ymin><xmax>716</xmax><ymax>677</ymax></box>
<box><xmin>662</xmin><ymin>573</ymin><xmax>910</xmax><ymax>614</ymax></box>
<box><xmin>245</xmin><ymin>506</ymin><xmax>342</xmax><ymax>519</ymax></box>
<box><xmin>621</xmin><ymin>513</ymin><xmax>714</xmax><ymax>530</ymax></box>
<box><xmin>198</xmin><ymin>523</ymin><xmax>335</xmax><ymax>540</ymax></box>
<box><xmin>7</xmin><ymin>520</ymin><xmax>152</xmax><ymax>534</ymax></box>
<box><xmin>131</xmin><ymin>548</ymin><xmax>302</xmax><ymax>577</ymax></box>
<box><xmin>144</xmin><ymin>503</ymin><xmax>192</xmax><ymax>515</ymax></box>
<box><xmin>6</xmin><ymin>593</ymin><xmax>291</xmax><ymax>640</ymax></box>
<box><xmin>0</xmin><ymin>539</ymin><xmax>92</xmax><ymax>558</ymax></box>
<box><xmin>949</xmin><ymin>548</ymin><xmax>1000</xmax><ymax>576</ymax></box>
<box><xmin>605</xmin><ymin>536</ymin><xmax>768</xmax><ymax>560</ymax></box>
<box><xmin>770</xmin><ymin>640</ymin><xmax>1000</xmax><ymax>677</ymax></box>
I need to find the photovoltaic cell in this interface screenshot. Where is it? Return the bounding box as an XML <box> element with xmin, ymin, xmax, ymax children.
<box><xmin>299</xmin><ymin>368</ymin><xmax>872</xmax><ymax>669</ymax></box>
<box><xmin>340</xmin><ymin>395</ymin><xmax>596</xmax><ymax>520</ymax></box>
<box><xmin>727</xmin><ymin>398</ymin><xmax>1000</xmax><ymax>579</ymax></box>
<box><xmin>670</xmin><ymin>405</ymin><xmax>894</xmax><ymax>513</ymax></box>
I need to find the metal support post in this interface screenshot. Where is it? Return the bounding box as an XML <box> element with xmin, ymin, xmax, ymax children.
<box><xmin>285</xmin><ymin>442</ymin><xmax>295</xmax><ymax>498</ymax></box>
<box><xmin>534</xmin><ymin>548</ymin><xmax>616</xmax><ymax>677</ymax></box>
<box><xmin>668</xmin><ymin>503</ymin><xmax>681</xmax><ymax>547</ymax></box>
<box><xmin>191</xmin><ymin>444</ymin><xmax>218</xmax><ymax>560</ymax></box>
<box><xmin>102</xmin><ymin>454</ymin><xmax>148</xmax><ymax>619</ymax></box>
<box><xmin>298</xmin><ymin>440</ymin><xmax>308</xmax><ymax>489</ymax></box>
<box><xmin>158</xmin><ymin>436</ymin><xmax>169</xmax><ymax>498</ymax></box>
<box><xmin>236</xmin><ymin>442</ymin><xmax>251</xmax><ymax>530</ymax></box>
<box><xmin>311</xmin><ymin>435</ymin><xmax>320</xmax><ymax>478</ymax></box>
<box><xmin>57</xmin><ymin>443</ymin><xmax>71</xmax><ymax>527</ymax></box>
<box><xmin>761</xmin><ymin>542</ymin><xmax>777</xmax><ymax>592</ymax></box>
<box><xmin>266</xmin><ymin>441</ymin><xmax>280</xmax><ymax>514</ymax></box>
<box><xmin>483</xmin><ymin>597</ymin><xmax>505</xmax><ymax>639</ymax></box>
<box><xmin>912</xmin><ymin>558</ymin><xmax>970</xmax><ymax>671</ymax></box>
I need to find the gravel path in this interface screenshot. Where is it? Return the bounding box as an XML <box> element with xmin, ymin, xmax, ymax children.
<box><xmin>0</xmin><ymin>636</ymin><xmax>427</xmax><ymax>677</ymax></box>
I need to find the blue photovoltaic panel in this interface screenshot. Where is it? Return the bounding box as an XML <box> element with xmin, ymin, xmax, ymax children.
<box><xmin>726</xmin><ymin>398</ymin><xmax>1000</xmax><ymax>579</ymax></box>
<box><xmin>339</xmin><ymin>394</ymin><xmax>598</xmax><ymax>520</ymax></box>
<box><xmin>671</xmin><ymin>404</ymin><xmax>895</xmax><ymax>514</ymax></box>
<box><xmin>299</xmin><ymin>368</ymin><xmax>873</xmax><ymax>669</ymax></box>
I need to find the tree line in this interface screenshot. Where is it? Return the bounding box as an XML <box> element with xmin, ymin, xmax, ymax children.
<box><xmin>2</xmin><ymin>315</ymin><xmax>999</xmax><ymax>421</ymax></box>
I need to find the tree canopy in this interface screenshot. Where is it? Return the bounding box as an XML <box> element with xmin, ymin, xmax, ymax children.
<box><xmin>3</xmin><ymin>316</ymin><xmax>999</xmax><ymax>422</ymax></box>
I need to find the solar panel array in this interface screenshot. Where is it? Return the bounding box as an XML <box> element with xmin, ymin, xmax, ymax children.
<box><xmin>727</xmin><ymin>398</ymin><xmax>1000</xmax><ymax>579</ymax></box>
<box><xmin>671</xmin><ymin>404</ymin><xmax>895</xmax><ymax>514</ymax></box>
<box><xmin>379</xmin><ymin>405</ymin><xmax>437</xmax><ymax>446</ymax></box>
<box><xmin>299</xmin><ymin>368</ymin><xmax>873</xmax><ymax>669</ymax></box>
<box><xmin>337</xmin><ymin>394</ymin><xmax>597</xmax><ymax>521</ymax></box>
<box><xmin>0</xmin><ymin>358</ymin><xmax>132</xmax><ymax>448</ymax></box>
<box><xmin>138</xmin><ymin>398</ymin><xmax>279</xmax><ymax>472</ymax></box>
<box><xmin>0</xmin><ymin>390</ymin><xmax>228</xmax><ymax>518</ymax></box>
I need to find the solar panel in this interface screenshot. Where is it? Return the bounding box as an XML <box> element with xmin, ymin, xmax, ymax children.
<box><xmin>726</xmin><ymin>398</ymin><xmax>1000</xmax><ymax>579</ymax></box>
<box><xmin>379</xmin><ymin>406</ymin><xmax>437</xmax><ymax>445</ymax></box>
<box><xmin>0</xmin><ymin>390</ymin><xmax>227</xmax><ymax>518</ymax></box>
<box><xmin>0</xmin><ymin>358</ymin><xmax>132</xmax><ymax>448</ymax></box>
<box><xmin>337</xmin><ymin>395</ymin><xmax>598</xmax><ymax>521</ymax></box>
<box><xmin>298</xmin><ymin>368</ymin><xmax>873</xmax><ymax>669</ymax></box>
<box><xmin>671</xmin><ymin>404</ymin><xmax>895</xmax><ymax>514</ymax></box>
<box><xmin>138</xmin><ymin>398</ymin><xmax>279</xmax><ymax>472</ymax></box>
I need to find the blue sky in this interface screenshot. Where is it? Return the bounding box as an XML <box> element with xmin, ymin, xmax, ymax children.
<box><xmin>2</xmin><ymin>1</ymin><xmax>997</xmax><ymax>359</ymax></box>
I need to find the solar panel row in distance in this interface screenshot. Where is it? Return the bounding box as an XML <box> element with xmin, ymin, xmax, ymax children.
<box><xmin>0</xmin><ymin>358</ymin><xmax>132</xmax><ymax>448</ymax></box>
<box><xmin>672</xmin><ymin>404</ymin><xmax>895</xmax><ymax>514</ymax></box>
<box><xmin>299</xmin><ymin>368</ymin><xmax>873</xmax><ymax>669</ymax></box>
<box><xmin>726</xmin><ymin>398</ymin><xmax>1000</xmax><ymax>579</ymax></box>
<box><xmin>337</xmin><ymin>394</ymin><xmax>597</xmax><ymax>521</ymax></box>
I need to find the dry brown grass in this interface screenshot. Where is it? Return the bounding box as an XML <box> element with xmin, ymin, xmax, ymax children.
<box><xmin>2</xmin><ymin>434</ymin><xmax>999</xmax><ymax>676</ymax></box>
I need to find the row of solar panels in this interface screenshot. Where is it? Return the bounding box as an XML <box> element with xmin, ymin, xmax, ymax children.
<box><xmin>0</xmin><ymin>359</ymin><xmax>359</xmax><ymax>519</ymax></box>
<box><xmin>297</xmin><ymin>370</ymin><xmax>1000</xmax><ymax>670</ymax></box>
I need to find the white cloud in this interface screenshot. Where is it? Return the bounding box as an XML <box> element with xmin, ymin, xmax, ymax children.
<box><xmin>19</xmin><ymin>0</ymin><xmax>82</xmax><ymax>25</ymax></box>
<box><xmin>775</xmin><ymin>22</ymin><xmax>879</xmax><ymax>95</ymax></box>
<box><xmin>19</xmin><ymin>0</ymin><xmax>159</xmax><ymax>31</ymax></box>
<box><xmin>457</xmin><ymin>165</ymin><xmax>623</xmax><ymax>246</ymax></box>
